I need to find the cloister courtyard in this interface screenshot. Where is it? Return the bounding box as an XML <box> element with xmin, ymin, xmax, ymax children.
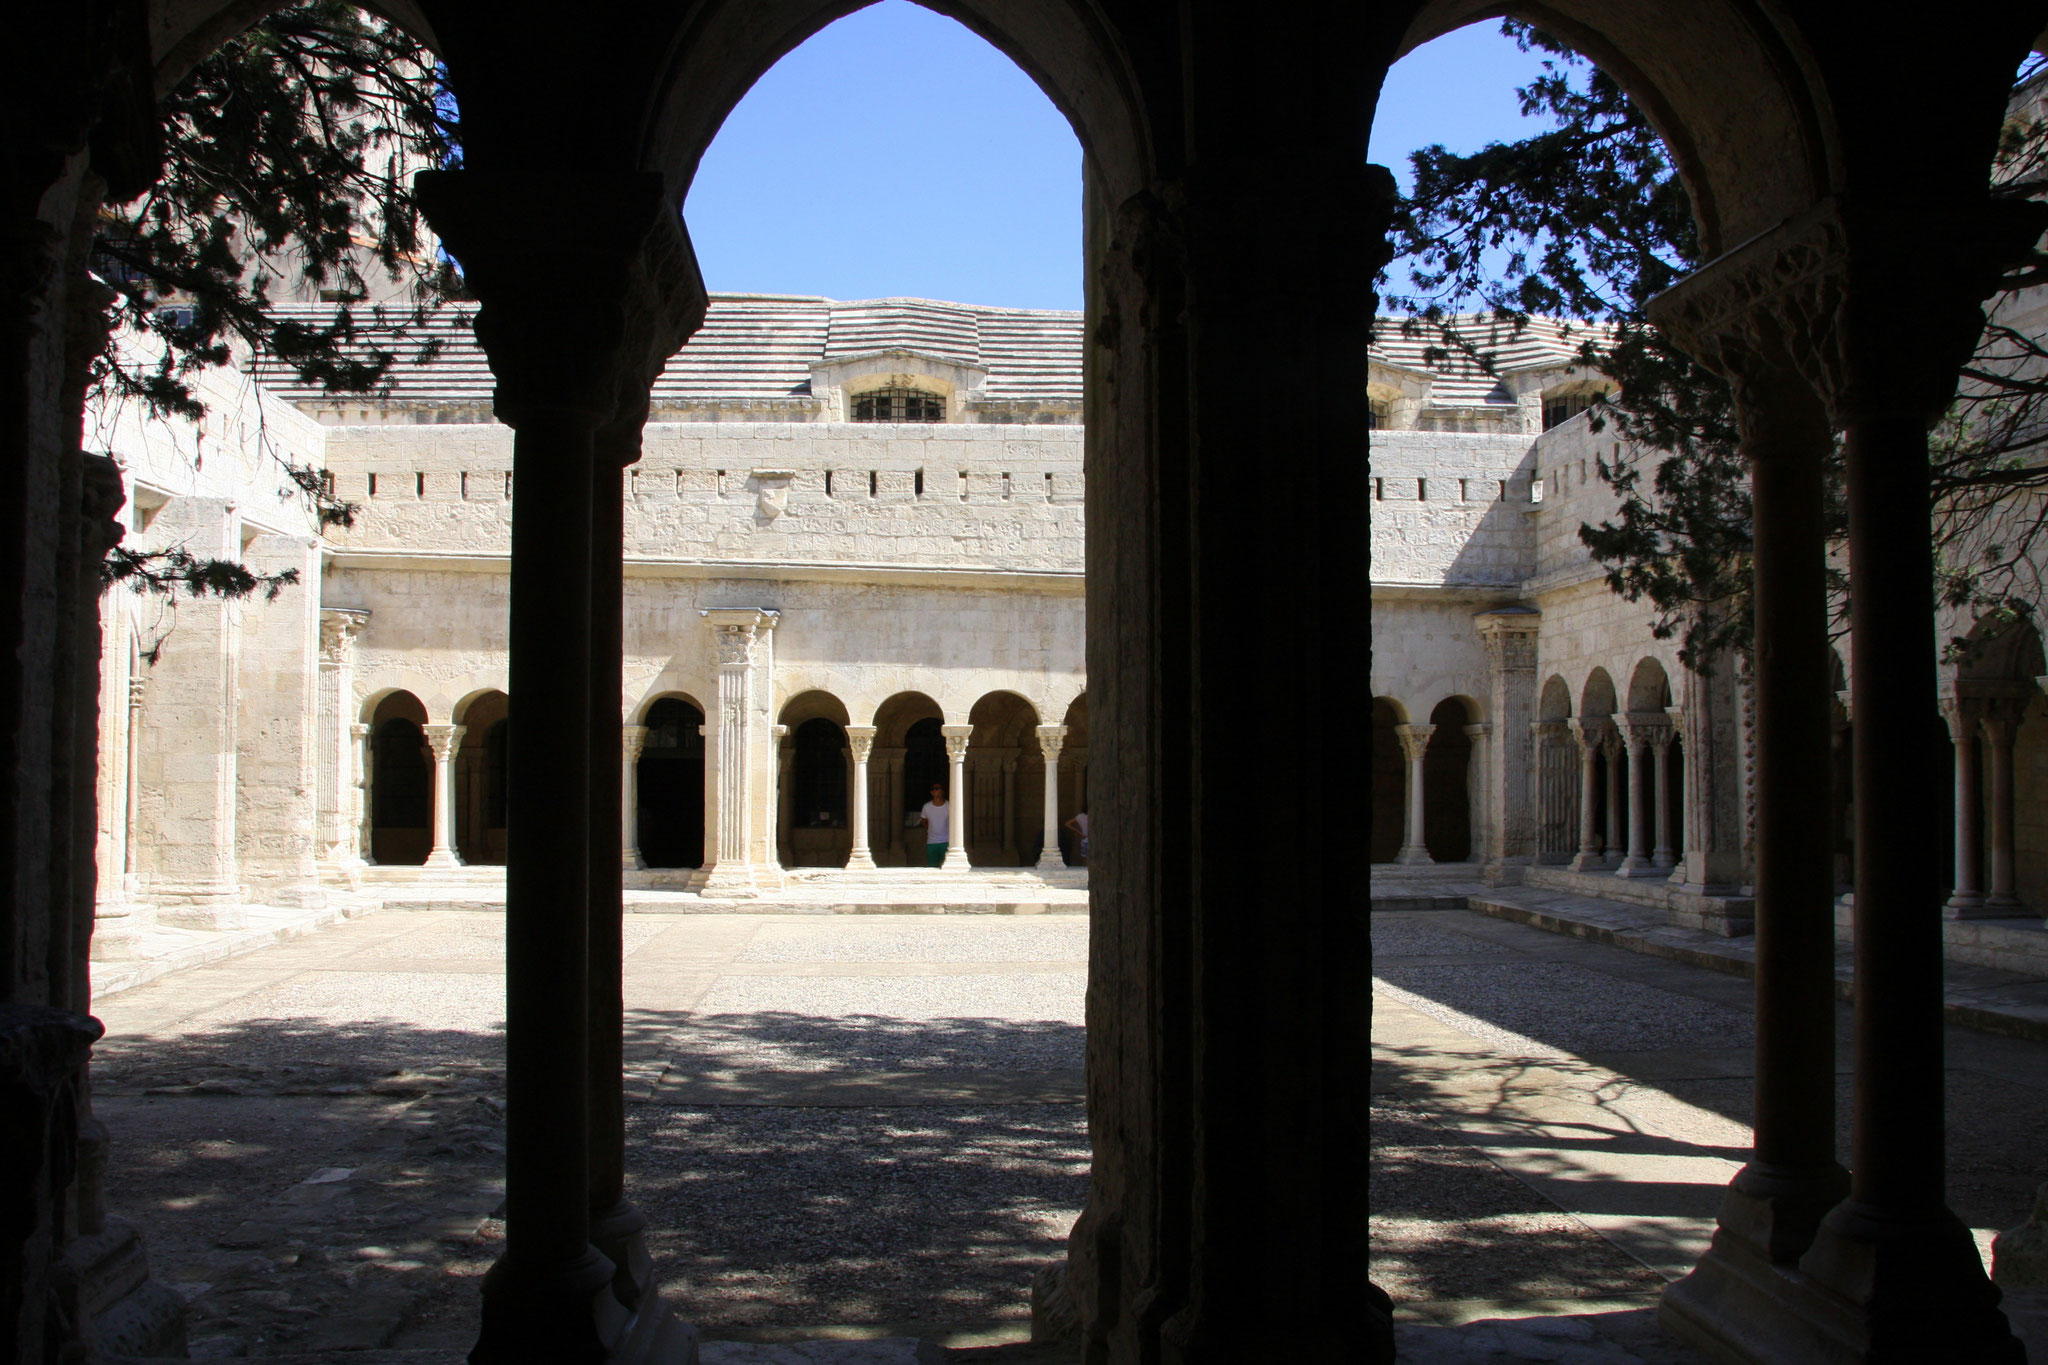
<box><xmin>85</xmin><ymin>892</ymin><xmax>2048</xmax><ymax>1363</ymax></box>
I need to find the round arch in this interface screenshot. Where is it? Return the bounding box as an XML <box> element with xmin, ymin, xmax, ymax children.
<box><xmin>777</xmin><ymin>691</ymin><xmax>854</xmax><ymax>867</ymax></box>
<box><xmin>870</xmin><ymin>692</ymin><xmax>946</xmax><ymax>866</ymax></box>
<box><xmin>1423</xmin><ymin>695</ymin><xmax>1480</xmax><ymax>863</ymax></box>
<box><xmin>1626</xmin><ymin>657</ymin><xmax>1673</xmax><ymax>715</ymax></box>
<box><xmin>367</xmin><ymin>690</ymin><xmax>430</xmax><ymax>866</ymax></box>
<box><xmin>1539</xmin><ymin>674</ymin><xmax>1573</xmax><ymax>721</ymax></box>
<box><xmin>452</xmin><ymin>689</ymin><xmax>509</xmax><ymax>865</ymax></box>
<box><xmin>1580</xmin><ymin>667</ymin><xmax>1619</xmax><ymax>720</ymax></box>
<box><xmin>637</xmin><ymin>695</ymin><xmax>707</xmax><ymax>870</ymax></box>
<box><xmin>964</xmin><ymin>690</ymin><xmax>1044</xmax><ymax>866</ymax></box>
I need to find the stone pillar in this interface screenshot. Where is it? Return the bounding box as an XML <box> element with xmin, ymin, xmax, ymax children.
<box><xmin>620</xmin><ymin>725</ymin><xmax>648</xmax><ymax>870</ymax></box>
<box><xmin>1568</xmin><ymin>721</ymin><xmax>1605</xmax><ymax>871</ymax></box>
<box><xmin>1984</xmin><ymin>702</ymin><xmax>2022</xmax><ymax>909</ymax></box>
<box><xmin>1036</xmin><ymin>726</ymin><xmax>1066</xmax><ymax>870</ymax></box>
<box><xmin>415</xmin><ymin>165</ymin><xmax>706</xmax><ymax>1363</ymax></box>
<box><xmin>772</xmin><ymin>724</ymin><xmax>792</xmax><ymax>868</ymax></box>
<box><xmin>1652</xmin><ymin>720</ymin><xmax>1678</xmax><ymax>870</ymax></box>
<box><xmin>846</xmin><ymin>725</ymin><xmax>876</xmax><ymax>869</ymax></box>
<box><xmin>1392</xmin><ymin>723</ymin><xmax>1434</xmax><ymax>865</ymax></box>
<box><xmin>422</xmin><ymin>724</ymin><xmax>466</xmax><ymax>867</ymax></box>
<box><xmin>132</xmin><ymin>497</ymin><xmax>244</xmax><ymax>925</ymax></box>
<box><xmin>1616</xmin><ymin>715</ymin><xmax>1669</xmax><ymax>877</ymax></box>
<box><xmin>318</xmin><ymin>609</ymin><xmax>370</xmax><ymax>879</ymax></box>
<box><xmin>1942</xmin><ymin>694</ymin><xmax>1986</xmax><ymax>915</ymax></box>
<box><xmin>1002</xmin><ymin>755</ymin><xmax>1019</xmax><ymax>863</ymax></box>
<box><xmin>1602</xmin><ymin>730</ymin><xmax>1627</xmax><ymax>864</ymax></box>
<box><xmin>237</xmin><ymin>532</ymin><xmax>325</xmax><ymax>905</ymax></box>
<box><xmin>350</xmin><ymin>722</ymin><xmax>373</xmax><ymax>862</ymax></box>
<box><xmin>700</xmin><ymin>609</ymin><xmax>778</xmax><ymax>894</ymax></box>
<box><xmin>1476</xmin><ymin>609</ymin><xmax>1540</xmax><ymax>874</ymax></box>
<box><xmin>941</xmin><ymin>724</ymin><xmax>972</xmax><ymax>869</ymax></box>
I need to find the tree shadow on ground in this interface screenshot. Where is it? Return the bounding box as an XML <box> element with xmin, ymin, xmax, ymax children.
<box><xmin>94</xmin><ymin>1010</ymin><xmax>1089</xmax><ymax>1341</ymax></box>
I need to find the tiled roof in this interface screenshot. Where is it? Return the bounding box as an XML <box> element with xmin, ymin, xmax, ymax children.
<box><xmin>1371</xmin><ymin>314</ymin><xmax>1599</xmax><ymax>407</ymax></box>
<box><xmin>253</xmin><ymin>294</ymin><xmax>1085</xmax><ymax>407</ymax></box>
<box><xmin>251</xmin><ymin>294</ymin><xmax>1589</xmax><ymax>410</ymax></box>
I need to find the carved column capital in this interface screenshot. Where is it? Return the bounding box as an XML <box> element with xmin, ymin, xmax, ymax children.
<box><xmin>1648</xmin><ymin>194</ymin><xmax>2048</xmax><ymax>426</ymax></box>
<box><xmin>1567</xmin><ymin>718</ymin><xmax>1612</xmax><ymax>755</ymax></box>
<box><xmin>1392</xmin><ymin>723</ymin><xmax>1434</xmax><ymax>762</ymax></box>
<box><xmin>621</xmin><ymin>724</ymin><xmax>649</xmax><ymax>763</ymax></box>
<box><xmin>941</xmin><ymin>724</ymin><xmax>974</xmax><ymax>761</ymax></box>
<box><xmin>1036</xmin><ymin>724</ymin><xmax>1068</xmax><ymax>761</ymax></box>
<box><xmin>701</xmin><ymin>608</ymin><xmax>778</xmax><ymax>667</ymax></box>
<box><xmin>1616</xmin><ymin>712</ymin><xmax>1674</xmax><ymax>755</ymax></box>
<box><xmin>413</xmin><ymin>169</ymin><xmax>708</xmax><ymax>432</ymax></box>
<box><xmin>422</xmin><ymin>723</ymin><xmax>466</xmax><ymax>761</ymax></box>
<box><xmin>319</xmin><ymin>607</ymin><xmax>371</xmax><ymax>664</ymax></box>
<box><xmin>1938</xmin><ymin>690</ymin><xmax>1984</xmax><ymax>741</ymax></box>
<box><xmin>1475</xmin><ymin>609</ymin><xmax>1540</xmax><ymax>671</ymax></box>
<box><xmin>348</xmin><ymin>721</ymin><xmax>370</xmax><ymax>740</ymax></box>
<box><xmin>845</xmin><ymin>725</ymin><xmax>877</xmax><ymax>763</ymax></box>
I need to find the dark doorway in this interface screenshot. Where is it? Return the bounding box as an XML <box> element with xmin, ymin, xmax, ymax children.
<box><xmin>639</xmin><ymin>697</ymin><xmax>705</xmax><ymax>869</ymax></box>
<box><xmin>904</xmin><ymin>716</ymin><xmax>949</xmax><ymax>822</ymax></box>
<box><xmin>1370</xmin><ymin>699</ymin><xmax>1404</xmax><ymax>863</ymax></box>
<box><xmin>1424</xmin><ymin>698</ymin><xmax>1473</xmax><ymax>862</ymax></box>
<box><xmin>372</xmin><ymin>706</ymin><xmax>431</xmax><ymax>866</ymax></box>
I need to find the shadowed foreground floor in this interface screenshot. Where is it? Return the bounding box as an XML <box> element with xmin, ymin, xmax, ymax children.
<box><xmin>90</xmin><ymin>907</ymin><xmax>2048</xmax><ymax>1360</ymax></box>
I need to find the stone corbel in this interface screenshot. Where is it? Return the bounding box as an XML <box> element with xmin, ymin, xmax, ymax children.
<box><xmin>750</xmin><ymin>469</ymin><xmax>797</xmax><ymax>520</ymax></box>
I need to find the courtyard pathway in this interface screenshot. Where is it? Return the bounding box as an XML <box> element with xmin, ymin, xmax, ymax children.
<box><xmin>91</xmin><ymin>907</ymin><xmax>2048</xmax><ymax>1362</ymax></box>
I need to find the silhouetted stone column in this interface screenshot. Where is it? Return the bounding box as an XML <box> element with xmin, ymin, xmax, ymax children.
<box><xmin>1651</xmin><ymin>721</ymin><xmax>1677</xmax><ymax>870</ymax></box>
<box><xmin>846</xmin><ymin>725</ymin><xmax>876</xmax><ymax>869</ymax></box>
<box><xmin>1653</xmin><ymin>196</ymin><xmax>2031</xmax><ymax>1364</ymax></box>
<box><xmin>417</xmin><ymin>167</ymin><xmax>706</xmax><ymax>1364</ymax></box>
<box><xmin>1393</xmin><ymin>722</ymin><xmax>1433</xmax><ymax>865</ymax></box>
<box><xmin>1602</xmin><ymin>730</ymin><xmax>1627</xmax><ymax>864</ymax></box>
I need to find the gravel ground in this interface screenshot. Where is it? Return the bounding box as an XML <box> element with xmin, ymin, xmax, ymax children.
<box><xmin>735</xmin><ymin>921</ymin><xmax>1088</xmax><ymax>964</ymax></box>
<box><xmin>1375</xmin><ymin>959</ymin><xmax>1756</xmax><ymax>1056</ymax></box>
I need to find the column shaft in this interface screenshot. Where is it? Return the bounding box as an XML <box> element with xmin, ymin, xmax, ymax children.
<box><xmin>424</xmin><ymin>725</ymin><xmax>465</xmax><ymax>866</ymax></box>
<box><xmin>1393</xmin><ymin>724</ymin><xmax>1433</xmax><ymax>865</ymax></box>
<box><xmin>1945</xmin><ymin>701</ymin><xmax>1984</xmax><ymax>911</ymax></box>
<box><xmin>1603</xmin><ymin>742</ymin><xmax>1626</xmax><ymax>862</ymax></box>
<box><xmin>497</xmin><ymin>413</ymin><xmax>602</xmax><ymax>1295</ymax></box>
<box><xmin>942</xmin><ymin>725</ymin><xmax>971</xmax><ymax>869</ymax></box>
<box><xmin>1036</xmin><ymin>727</ymin><xmax>1065</xmax><ymax>869</ymax></box>
<box><xmin>847</xmin><ymin>726</ymin><xmax>876</xmax><ymax>869</ymax></box>
<box><xmin>621</xmin><ymin>726</ymin><xmax>647</xmax><ymax>870</ymax></box>
<box><xmin>1987</xmin><ymin>711</ymin><xmax>2019</xmax><ymax>906</ymax></box>
<box><xmin>1570</xmin><ymin>723</ymin><xmax>1602</xmax><ymax>870</ymax></box>
<box><xmin>1651</xmin><ymin>738</ymin><xmax>1676</xmax><ymax>869</ymax></box>
<box><xmin>1618</xmin><ymin>725</ymin><xmax>1651</xmax><ymax>874</ymax></box>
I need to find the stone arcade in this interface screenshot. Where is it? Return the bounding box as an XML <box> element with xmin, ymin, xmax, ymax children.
<box><xmin>7</xmin><ymin>3</ymin><xmax>2048</xmax><ymax>1363</ymax></box>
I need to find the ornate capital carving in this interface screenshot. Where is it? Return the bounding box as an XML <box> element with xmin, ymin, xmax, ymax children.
<box><xmin>845</xmin><ymin>725</ymin><xmax>877</xmax><ymax>763</ymax></box>
<box><xmin>319</xmin><ymin>607</ymin><xmax>371</xmax><ymax>663</ymax></box>
<box><xmin>422</xmin><ymin>723</ymin><xmax>465</xmax><ymax>761</ymax></box>
<box><xmin>1392</xmin><ymin>723</ymin><xmax>1434</xmax><ymax>763</ymax></box>
<box><xmin>1615</xmin><ymin>712</ymin><xmax>1674</xmax><ymax>754</ymax></box>
<box><xmin>413</xmin><ymin>169</ymin><xmax>709</xmax><ymax>432</ymax></box>
<box><xmin>701</xmin><ymin>608</ymin><xmax>778</xmax><ymax>667</ymax></box>
<box><xmin>1475</xmin><ymin>609</ymin><xmax>1540</xmax><ymax>671</ymax></box>
<box><xmin>349</xmin><ymin>722</ymin><xmax>370</xmax><ymax>740</ymax></box>
<box><xmin>1036</xmin><ymin>724</ymin><xmax>1067</xmax><ymax>762</ymax></box>
<box><xmin>1648</xmin><ymin>194</ymin><xmax>2048</xmax><ymax>425</ymax></box>
<box><xmin>1568</xmin><ymin>718</ymin><xmax>1611</xmax><ymax>756</ymax></box>
<box><xmin>941</xmin><ymin>724</ymin><xmax>973</xmax><ymax>761</ymax></box>
<box><xmin>621</xmin><ymin>723</ymin><xmax>649</xmax><ymax>762</ymax></box>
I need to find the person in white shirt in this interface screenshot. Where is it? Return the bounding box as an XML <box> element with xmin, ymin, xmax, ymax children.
<box><xmin>1064</xmin><ymin>806</ymin><xmax>1090</xmax><ymax>865</ymax></box>
<box><xmin>919</xmin><ymin>785</ymin><xmax>951</xmax><ymax>867</ymax></box>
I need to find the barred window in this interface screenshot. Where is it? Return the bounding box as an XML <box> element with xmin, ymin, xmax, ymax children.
<box><xmin>852</xmin><ymin>387</ymin><xmax>944</xmax><ymax>423</ymax></box>
<box><xmin>1542</xmin><ymin>392</ymin><xmax>1597</xmax><ymax>430</ymax></box>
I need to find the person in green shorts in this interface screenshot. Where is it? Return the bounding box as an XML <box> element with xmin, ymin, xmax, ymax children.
<box><xmin>919</xmin><ymin>784</ymin><xmax>951</xmax><ymax>867</ymax></box>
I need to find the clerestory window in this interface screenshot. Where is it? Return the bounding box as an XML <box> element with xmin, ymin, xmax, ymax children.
<box><xmin>853</xmin><ymin>387</ymin><xmax>944</xmax><ymax>423</ymax></box>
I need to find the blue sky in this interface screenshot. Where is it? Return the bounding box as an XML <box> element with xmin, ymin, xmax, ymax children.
<box><xmin>682</xmin><ymin>3</ymin><xmax>1554</xmax><ymax>311</ymax></box>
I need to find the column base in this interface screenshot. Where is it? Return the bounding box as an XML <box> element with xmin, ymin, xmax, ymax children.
<box><xmin>1567</xmin><ymin>851</ymin><xmax>1608</xmax><ymax>873</ymax></box>
<box><xmin>1393</xmin><ymin>846</ymin><xmax>1434</xmax><ymax>866</ymax></box>
<box><xmin>1035</xmin><ymin>853</ymin><xmax>1066</xmax><ymax>872</ymax></box>
<box><xmin>941</xmin><ymin>847</ymin><xmax>969</xmax><ymax>870</ymax></box>
<box><xmin>1616</xmin><ymin>855</ymin><xmax>1665</xmax><ymax>878</ymax></box>
<box><xmin>622</xmin><ymin>849</ymin><xmax>646</xmax><ymax>871</ymax></box>
<box><xmin>90</xmin><ymin>904</ymin><xmax>153</xmax><ymax>960</ymax></box>
<box><xmin>424</xmin><ymin>847</ymin><xmax>465</xmax><ymax>869</ymax></box>
<box><xmin>1681</xmin><ymin>1197</ymin><xmax>2028</xmax><ymax>1365</ymax></box>
<box><xmin>1946</xmin><ymin>896</ymin><xmax>2012</xmax><ymax>920</ymax></box>
<box><xmin>591</xmin><ymin>1201</ymin><xmax>656</xmax><ymax>1311</ymax></box>
<box><xmin>1986</xmin><ymin>894</ymin><xmax>2025</xmax><ymax>911</ymax></box>
<box><xmin>61</xmin><ymin>1216</ymin><xmax>189</xmax><ymax>1357</ymax></box>
<box><xmin>1652</xmin><ymin>851</ymin><xmax>1677</xmax><ymax>869</ymax></box>
<box><xmin>846</xmin><ymin>850</ymin><xmax>876</xmax><ymax>870</ymax></box>
<box><xmin>472</xmin><ymin>1247</ymin><xmax>631</xmax><ymax>1364</ymax></box>
<box><xmin>154</xmin><ymin>888</ymin><xmax>248</xmax><ymax>931</ymax></box>
<box><xmin>697</xmin><ymin>863</ymin><xmax>762</xmax><ymax>899</ymax></box>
